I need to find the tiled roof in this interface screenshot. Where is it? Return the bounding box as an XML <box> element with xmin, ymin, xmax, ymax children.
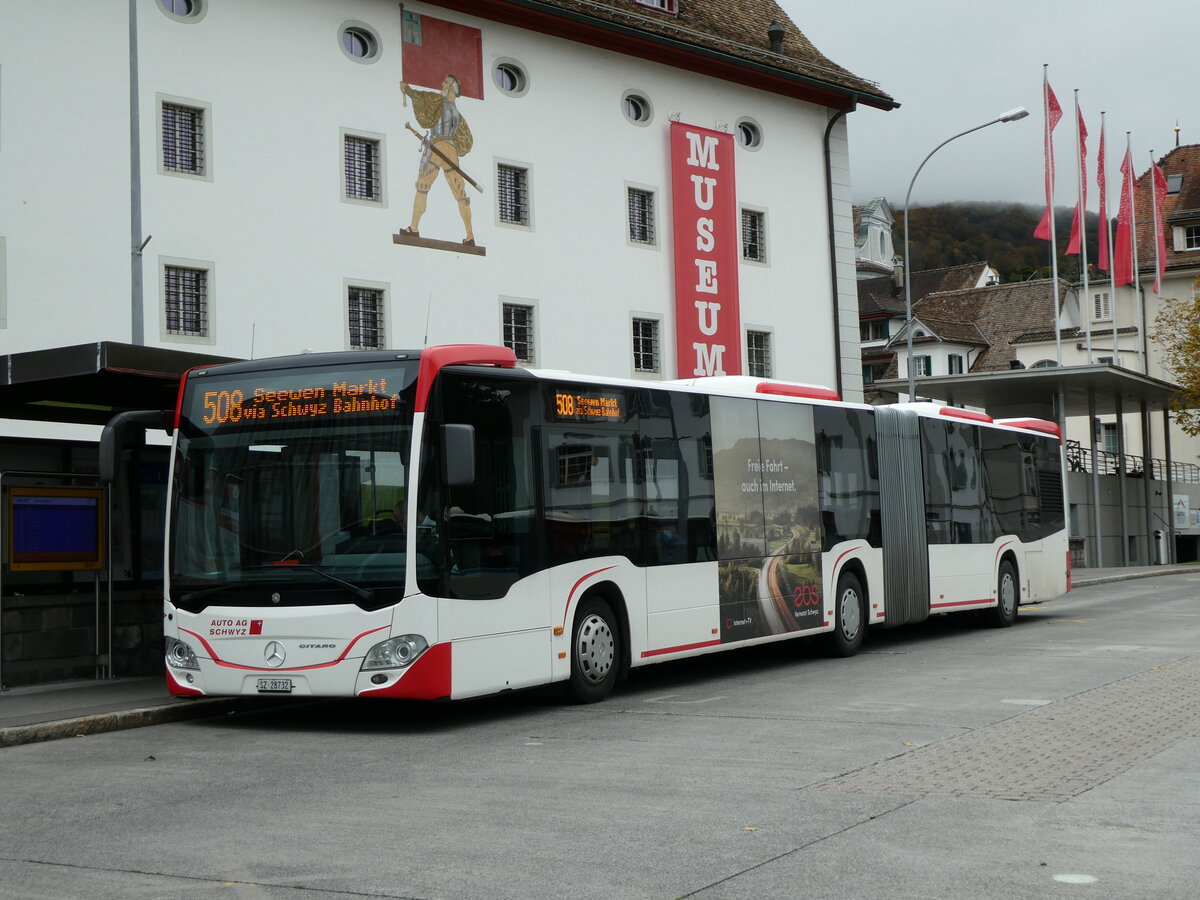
<box><xmin>1012</xmin><ymin>325</ymin><xmax>1139</xmax><ymax>345</ymax></box>
<box><xmin>914</xmin><ymin>317</ymin><xmax>989</xmax><ymax>346</ymax></box>
<box><xmin>910</xmin><ymin>278</ymin><xmax>1070</xmax><ymax>371</ymax></box>
<box><xmin>490</xmin><ymin>0</ymin><xmax>895</xmax><ymax>108</ymax></box>
<box><xmin>1132</xmin><ymin>143</ymin><xmax>1200</xmax><ymax>273</ymax></box>
<box><xmin>858</xmin><ymin>262</ymin><xmax>993</xmax><ymax>317</ymax></box>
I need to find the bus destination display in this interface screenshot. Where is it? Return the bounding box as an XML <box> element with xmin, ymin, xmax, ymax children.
<box><xmin>552</xmin><ymin>389</ymin><xmax>623</xmax><ymax>422</ymax></box>
<box><xmin>196</xmin><ymin>376</ymin><xmax>401</xmax><ymax>426</ymax></box>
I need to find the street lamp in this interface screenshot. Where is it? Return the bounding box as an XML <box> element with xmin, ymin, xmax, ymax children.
<box><xmin>903</xmin><ymin>107</ymin><xmax>1029</xmax><ymax>402</ymax></box>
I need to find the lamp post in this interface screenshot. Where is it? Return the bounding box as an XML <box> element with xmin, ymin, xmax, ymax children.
<box><xmin>903</xmin><ymin>107</ymin><xmax>1030</xmax><ymax>402</ymax></box>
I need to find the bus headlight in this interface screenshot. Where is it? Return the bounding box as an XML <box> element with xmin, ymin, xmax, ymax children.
<box><xmin>362</xmin><ymin>634</ymin><xmax>428</xmax><ymax>671</ymax></box>
<box><xmin>165</xmin><ymin>637</ymin><xmax>200</xmax><ymax>670</ymax></box>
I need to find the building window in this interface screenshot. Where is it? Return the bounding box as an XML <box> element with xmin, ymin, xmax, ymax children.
<box><xmin>736</xmin><ymin>118</ymin><xmax>762</xmax><ymax>150</ymax></box>
<box><xmin>860</xmin><ymin>319</ymin><xmax>888</xmax><ymax>342</ymax></box>
<box><xmin>164</xmin><ymin>266</ymin><xmax>208</xmax><ymax>337</ymax></box>
<box><xmin>1186</xmin><ymin>225</ymin><xmax>1200</xmax><ymax>251</ymax></box>
<box><xmin>161</xmin><ymin>101</ymin><xmax>206</xmax><ymax>175</ymax></box>
<box><xmin>1031</xmin><ymin>359</ymin><xmax>1058</xmax><ymax>369</ymax></box>
<box><xmin>339</xmin><ymin>22</ymin><xmax>380</xmax><ymax>62</ymax></box>
<box><xmin>497</xmin><ymin>164</ymin><xmax>530</xmax><ymax>226</ymax></box>
<box><xmin>348</xmin><ymin>286</ymin><xmax>385</xmax><ymax>349</ymax></box>
<box><xmin>1167</xmin><ymin>174</ymin><xmax>1182</xmax><ymax>195</ymax></box>
<box><xmin>635</xmin><ymin>0</ymin><xmax>678</xmax><ymax>12</ymax></box>
<box><xmin>158</xmin><ymin>0</ymin><xmax>206</xmax><ymax>20</ymax></box>
<box><xmin>912</xmin><ymin>355</ymin><xmax>932</xmax><ymax>377</ymax></box>
<box><xmin>741</xmin><ymin>209</ymin><xmax>766</xmax><ymax>263</ymax></box>
<box><xmin>622</xmin><ymin>91</ymin><xmax>652</xmax><ymax>125</ymax></box>
<box><xmin>1093</xmin><ymin>290</ymin><xmax>1112</xmax><ymax>320</ymax></box>
<box><xmin>493</xmin><ymin>60</ymin><xmax>529</xmax><ymax>96</ymax></box>
<box><xmin>862</xmin><ymin>362</ymin><xmax>889</xmax><ymax>385</ymax></box>
<box><xmin>632</xmin><ymin>318</ymin><xmax>660</xmax><ymax>373</ymax></box>
<box><xmin>746</xmin><ymin>330</ymin><xmax>772</xmax><ymax>378</ymax></box>
<box><xmin>627</xmin><ymin>187</ymin><xmax>655</xmax><ymax>245</ymax></box>
<box><xmin>948</xmin><ymin>354</ymin><xmax>964</xmax><ymax>375</ymax></box>
<box><xmin>503</xmin><ymin>302</ymin><xmax>535</xmax><ymax>363</ymax></box>
<box><xmin>344</xmin><ymin>134</ymin><xmax>382</xmax><ymax>202</ymax></box>
<box><xmin>1101</xmin><ymin>423</ymin><xmax>1119</xmax><ymax>455</ymax></box>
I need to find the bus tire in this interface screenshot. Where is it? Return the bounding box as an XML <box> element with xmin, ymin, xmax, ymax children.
<box><xmin>829</xmin><ymin>571</ymin><xmax>865</xmax><ymax>657</ymax></box>
<box><xmin>990</xmin><ymin>560</ymin><xmax>1018</xmax><ymax>628</ymax></box>
<box><xmin>568</xmin><ymin>595</ymin><xmax>620</xmax><ymax>703</ymax></box>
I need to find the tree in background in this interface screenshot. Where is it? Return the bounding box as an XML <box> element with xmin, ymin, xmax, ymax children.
<box><xmin>1151</xmin><ymin>287</ymin><xmax>1200</xmax><ymax>436</ymax></box>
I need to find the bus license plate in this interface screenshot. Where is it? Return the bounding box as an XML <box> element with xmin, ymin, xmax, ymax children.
<box><xmin>256</xmin><ymin>678</ymin><xmax>293</xmax><ymax>693</ymax></box>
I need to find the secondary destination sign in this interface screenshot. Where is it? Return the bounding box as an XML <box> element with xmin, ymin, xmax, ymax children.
<box><xmin>193</xmin><ymin>375</ymin><xmax>402</xmax><ymax>426</ymax></box>
<box><xmin>551</xmin><ymin>388</ymin><xmax>624</xmax><ymax>422</ymax></box>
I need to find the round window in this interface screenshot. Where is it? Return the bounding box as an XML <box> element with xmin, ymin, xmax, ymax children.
<box><xmin>493</xmin><ymin>61</ymin><xmax>529</xmax><ymax>97</ymax></box>
<box><xmin>339</xmin><ymin>22</ymin><xmax>381</xmax><ymax>63</ymax></box>
<box><xmin>157</xmin><ymin>0</ymin><xmax>205</xmax><ymax>21</ymax></box>
<box><xmin>736</xmin><ymin>119</ymin><xmax>763</xmax><ymax>150</ymax></box>
<box><xmin>622</xmin><ymin>92</ymin><xmax>652</xmax><ymax>126</ymax></box>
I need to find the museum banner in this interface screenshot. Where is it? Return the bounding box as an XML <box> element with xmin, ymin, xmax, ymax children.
<box><xmin>670</xmin><ymin>121</ymin><xmax>741</xmax><ymax>378</ymax></box>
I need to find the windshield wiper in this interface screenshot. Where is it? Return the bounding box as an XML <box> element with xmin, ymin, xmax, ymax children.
<box><xmin>265</xmin><ymin>563</ymin><xmax>376</xmax><ymax>603</ymax></box>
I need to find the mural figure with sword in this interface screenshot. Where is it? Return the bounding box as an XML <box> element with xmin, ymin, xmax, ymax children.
<box><xmin>398</xmin><ymin>75</ymin><xmax>481</xmax><ymax>246</ymax></box>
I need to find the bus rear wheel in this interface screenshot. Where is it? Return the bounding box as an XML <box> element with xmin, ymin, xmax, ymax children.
<box><xmin>989</xmin><ymin>560</ymin><xmax>1018</xmax><ymax>628</ymax></box>
<box><xmin>568</xmin><ymin>596</ymin><xmax>619</xmax><ymax>703</ymax></box>
<box><xmin>829</xmin><ymin>571</ymin><xmax>865</xmax><ymax>657</ymax></box>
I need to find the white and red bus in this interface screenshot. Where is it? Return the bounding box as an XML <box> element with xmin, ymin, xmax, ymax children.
<box><xmin>102</xmin><ymin>344</ymin><xmax>1069</xmax><ymax>703</ymax></box>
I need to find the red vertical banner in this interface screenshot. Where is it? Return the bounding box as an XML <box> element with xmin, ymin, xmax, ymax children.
<box><xmin>401</xmin><ymin>12</ymin><xmax>484</xmax><ymax>100</ymax></box>
<box><xmin>670</xmin><ymin>122</ymin><xmax>741</xmax><ymax>377</ymax></box>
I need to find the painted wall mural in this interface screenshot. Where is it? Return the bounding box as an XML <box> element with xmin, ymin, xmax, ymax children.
<box><xmin>394</xmin><ymin>12</ymin><xmax>485</xmax><ymax>256</ymax></box>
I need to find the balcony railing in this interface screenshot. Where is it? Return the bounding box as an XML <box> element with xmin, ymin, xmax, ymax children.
<box><xmin>1064</xmin><ymin>440</ymin><xmax>1200</xmax><ymax>484</ymax></box>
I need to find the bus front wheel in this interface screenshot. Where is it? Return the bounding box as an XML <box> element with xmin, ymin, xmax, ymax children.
<box><xmin>990</xmin><ymin>560</ymin><xmax>1018</xmax><ymax>628</ymax></box>
<box><xmin>568</xmin><ymin>596</ymin><xmax>620</xmax><ymax>703</ymax></box>
<box><xmin>829</xmin><ymin>571</ymin><xmax>865</xmax><ymax>657</ymax></box>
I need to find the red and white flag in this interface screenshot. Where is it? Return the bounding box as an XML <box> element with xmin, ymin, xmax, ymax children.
<box><xmin>1096</xmin><ymin>118</ymin><xmax>1111</xmax><ymax>272</ymax></box>
<box><xmin>1066</xmin><ymin>106</ymin><xmax>1088</xmax><ymax>255</ymax></box>
<box><xmin>1112</xmin><ymin>147</ymin><xmax>1135</xmax><ymax>287</ymax></box>
<box><xmin>1152</xmin><ymin>160</ymin><xmax>1169</xmax><ymax>294</ymax></box>
<box><xmin>1034</xmin><ymin>77</ymin><xmax>1063</xmax><ymax>241</ymax></box>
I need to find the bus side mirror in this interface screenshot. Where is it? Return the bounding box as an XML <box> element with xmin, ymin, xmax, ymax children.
<box><xmin>441</xmin><ymin>424</ymin><xmax>476</xmax><ymax>487</ymax></box>
<box><xmin>100</xmin><ymin>409</ymin><xmax>174</xmax><ymax>483</ymax></box>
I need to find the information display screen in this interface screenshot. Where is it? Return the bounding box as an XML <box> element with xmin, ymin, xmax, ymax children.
<box><xmin>180</xmin><ymin>363</ymin><xmax>417</xmax><ymax>434</ymax></box>
<box><xmin>8</xmin><ymin>487</ymin><xmax>104</xmax><ymax>571</ymax></box>
<box><xmin>550</xmin><ymin>388</ymin><xmax>624</xmax><ymax>423</ymax></box>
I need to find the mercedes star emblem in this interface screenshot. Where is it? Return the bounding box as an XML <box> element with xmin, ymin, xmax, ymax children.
<box><xmin>264</xmin><ymin>641</ymin><xmax>286</xmax><ymax>668</ymax></box>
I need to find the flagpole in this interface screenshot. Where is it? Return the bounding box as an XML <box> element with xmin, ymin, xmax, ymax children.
<box><xmin>1128</xmin><ymin>133</ymin><xmax>1144</xmax><ymax>373</ymax></box>
<box><xmin>1102</xmin><ymin>112</ymin><xmax>1118</xmax><ymax>361</ymax></box>
<box><xmin>1045</xmin><ymin>67</ymin><xmax>1062</xmax><ymax>365</ymax></box>
<box><xmin>1075</xmin><ymin>90</ymin><xmax>1093</xmax><ymax>363</ymax></box>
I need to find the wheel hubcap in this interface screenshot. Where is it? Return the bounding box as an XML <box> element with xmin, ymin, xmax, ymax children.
<box><xmin>576</xmin><ymin>613</ymin><xmax>615</xmax><ymax>685</ymax></box>
<box><xmin>1001</xmin><ymin>574</ymin><xmax>1016</xmax><ymax>616</ymax></box>
<box><xmin>839</xmin><ymin>589</ymin><xmax>861</xmax><ymax>640</ymax></box>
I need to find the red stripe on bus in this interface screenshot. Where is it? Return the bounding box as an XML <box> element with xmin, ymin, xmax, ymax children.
<box><xmin>641</xmin><ymin>639</ymin><xmax>722</xmax><ymax>659</ymax></box>
<box><xmin>930</xmin><ymin>599</ymin><xmax>993</xmax><ymax>609</ymax></box>
<box><xmin>560</xmin><ymin>565</ymin><xmax>618</xmax><ymax>631</ymax></box>
<box><xmin>414</xmin><ymin>344</ymin><xmax>517</xmax><ymax>412</ymax></box>
<box><xmin>180</xmin><ymin>624</ymin><xmax>388</xmax><ymax>671</ymax></box>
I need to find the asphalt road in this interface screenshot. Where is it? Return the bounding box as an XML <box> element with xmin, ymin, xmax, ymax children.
<box><xmin>1</xmin><ymin>574</ymin><xmax>1198</xmax><ymax>899</ymax></box>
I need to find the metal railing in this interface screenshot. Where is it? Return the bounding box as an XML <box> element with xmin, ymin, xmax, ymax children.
<box><xmin>1065</xmin><ymin>440</ymin><xmax>1200</xmax><ymax>484</ymax></box>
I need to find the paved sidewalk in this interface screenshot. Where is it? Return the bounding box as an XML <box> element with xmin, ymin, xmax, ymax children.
<box><xmin>1</xmin><ymin>563</ymin><xmax>1195</xmax><ymax>749</ymax></box>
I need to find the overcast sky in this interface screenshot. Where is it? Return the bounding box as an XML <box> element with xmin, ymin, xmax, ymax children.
<box><xmin>779</xmin><ymin>0</ymin><xmax>1192</xmax><ymax>209</ymax></box>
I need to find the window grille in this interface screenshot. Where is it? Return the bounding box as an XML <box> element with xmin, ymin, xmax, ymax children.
<box><xmin>348</xmin><ymin>286</ymin><xmax>385</xmax><ymax>349</ymax></box>
<box><xmin>164</xmin><ymin>266</ymin><xmax>208</xmax><ymax>336</ymax></box>
<box><xmin>344</xmin><ymin>135</ymin><xmax>381</xmax><ymax>201</ymax></box>
<box><xmin>497</xmin><ymin>164</ymin><xmax>530</xmax><ymax>225</ymax></box>
<box><xmin>503</xmin><ymin>303</ymin><xmax>535</xmax><ymax>362</ymax></box>
<box><xmin>627</xmin><ymin>188</ymin><xmax>655</xmax><ymax>244</ymax></box>
<box><xmin>632</xmin><ymin>318</ymin><xmax>660</xmax><ymax>373</ymax></box>
<box><xmin>741</xmin><ymin>209</ymin><xmax>766</xmax><ymax>262</ymax></box>
<box><xmin>162</xmin><ymin>102</ymin><xmax>205</xmax><ymax>174</ymax></box>
<box><xmin>746</xmin><ymin>330</ymin><xmax>772</xmax><ymax>378</ymax></box>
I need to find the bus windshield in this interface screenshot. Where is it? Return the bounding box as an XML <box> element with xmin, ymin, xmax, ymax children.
<box><xmin>170</xmin><ymin>360</ymin><xmax>418</xmax><ymax>611</ymax></box>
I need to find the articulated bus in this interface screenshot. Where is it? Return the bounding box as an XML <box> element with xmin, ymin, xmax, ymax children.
<box><xmin>102</xmin><ymin>344</ymin><xmax>1068</xmax><ymax>703</ymax></box>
